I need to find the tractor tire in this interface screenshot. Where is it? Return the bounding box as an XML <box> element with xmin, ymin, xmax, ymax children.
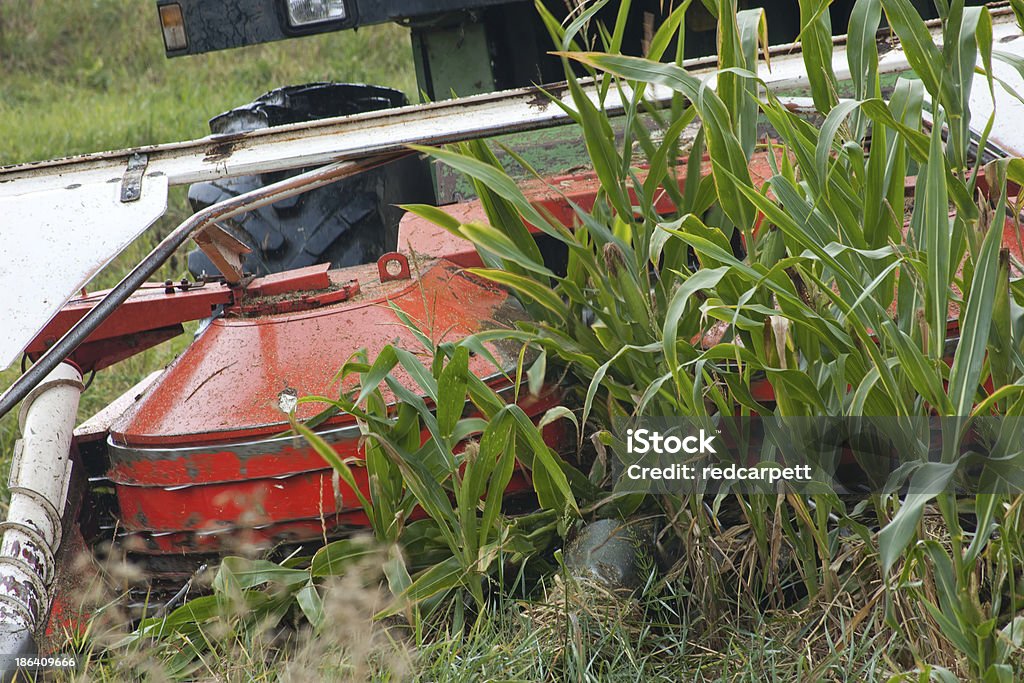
<box><xmin>186</xmin><ymin>83</ymin><xmax>433</xmax><ymax>278</ymax></box>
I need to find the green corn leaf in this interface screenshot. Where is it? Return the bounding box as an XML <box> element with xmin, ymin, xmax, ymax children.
<box><xmin>880</xmin><ymin>0</ymin><xmax>957</xmax><ymax>109</ymax></box>
<box><xmin>920</xmin><ymin>110</ymin><xmax>952</xmax><ymax>360</ymax></box>
<box><xmin>947</xmin><ymin>6</ymin><xmax>990</xmax><ymax>169</ymax></box>
<box><xmin>582</xmin><ymin>344</ymin><xmax>634</xmax><ymax>432</ymax></box>
<box><xmin>463</xmin><ymin>410</ymin><xmax>510</xmax><ymax>505</ymax></box>
<box><xmin>561</xmin><ymin>0</ymin><xmax>613</xmax><ymax>51</ymax></box>
<box><xmin>295</xmin><ymin>583</ymin><xmax>324</xmax><ymax>629</ymax></box>
<box><xmin>509</xmin><ymin>405</ymin><xmax>580</xmax><ymax>515</ymax></box>
<box><xmin>877</xmin><ymin>321</ymin><xmax>954</xmax><ymax>414</ymax></box>
<box><xmin>716</xmin><ymin>1</ymin><xmax>744</xmax><ymax>139</ymax></box>
<box><xmin>565</xmin><ymin>52</ymin><xmax>756</xmax><ymax>232</ymax></box>
<box><xmin>213</xmin><ymin>557</ymin><xmax>309</xmax><ymax>593</ymax></box>
<box><xmin>735</xmin><ymin>8</ymin><xmax>768</xmax><ymax>159</ymax></box>
<box><xmin>634</xmin><ymin>371</ymin><xmax>676</xmax><ymax>416</ymax></box>
<box><xmin>848</xmin><ymin>0</ymin><xmax>882</xmax><ymax>133</ymax></box>
<box><xmin>663</xmin><ymin>213</ymin><xmax>854</xmax><ymax>352</ymax></box>
<box><xmin>765</xmin><ymin>369</ymin><xmax>827</xmax><ymax>414</ymax></box>
<box><xmin>290</xmin><ymin>417</ymin><xmax>373</xmax><ymax>513</ymax></box>
<box><xmin>457</xmin><ymin>222</ymin><xmax>554</xmax><ymax>278</ymax></box>
<box><xmin>437</xmin><ymin>346</ymin><xmax>469</xmax><ymax>436</ymax></box>
<box><xmin>565</xmin><ymin>74</ymin><xmax>632</xmax><ymax>219</ymax></box>
<box><xmin>382</xmin><ymin>546</ymin><xmax>411</xmax><ymax>602</ymax></box>
<box><xmin>849</xmin><ymin>358</ymin><xmax>899</xmax><ymax>415</ymax></box>
<box><xmin>1013</xmin><ymin>0</ymin><xmax>1024</xmax><ymax>30</ymax></box>
<box><xmin>311</xmin><ymin>538</ymin><xmax>382</xmax><ymax>577</ymax></box>
<box><xmin>607</xmin><ymin>0</ymin><xmax>631</xmax><ymax>55</ymax></box>
<box><xmin>376</xmin><ymin>435</ymin><xmax>459</xmax><ymax>544</ymax></box>
<box><xmin>997</xmin><ymin>616</ymin><xmax>1024</xmax><ymax>661</ymax></box>
<box><xmin>466</xmin><ymin>268</ymin><xmax>567</xmax><ymax>321</ymax></box>
<box><xmin>964</xmin><ymin>492</ymin><xmax>1000</xmax><ymax>565</ymax></box>
<box><xmin>526</xmin><ymin>347</ymin><xmax>547</xmax><ymax>397</ymax></box>
<box><xmin>798</xmin><ymin>0</ymin><xmax>838</xmax><ymax>113</ymax></box>
<box><xmin>814</xmin><ymin>99</ymin><xmax>866</xmax><ymax>200</ymax></box>
<box><xmin>383</xmin><ymin>380</ymin><xmax>446</xmax><ymax>466</ymax></box>
<box><xmin>356</xmin><ymin>345</ymin><xmax>398</xmax><ymax>406</ymax></box>
<box><xmin>664</xmin><ymin>265</ymin><xmax>731</xmax><ymax>381</ymax></box>
<box><xmin>858</xmin><ymin>97</ymin><xmax>976</xmax><ymax>218</ymax></box>
<box><xmin>990</xmin><ymin>249</ymin><xmax>1014</xmax><ymax>395</ymax></box>
<box><xmin>391</xmin><ymin>346</ymin><xmax>440</xmax><ymax>405</ymax></box>
<box><xmin>400</xmin><ymin>203</ymin><xmax>462</xmax><ymax>234</ymax></box>
<box><xmin>878</xmin><ymin>462</ymin><xmax>957</xmax><ymax>572</ymax></box>
<box><xmin>458</xmin><ymin>138</ymin><xmax>548</xmax><ymax>264</ymax></box>
<box><xmin>378</xmin><ymin>555</ymin><xmax>466</xmax><ymax>618</ymax></box>
<box><xmin>479</xmin><ymin>420</ymin><xmax>517</xmax><ymax>549</ymax></box>
<box><xmin>948</xmin><ymin>177</ymin><xmax>1006</xmax><ymax>416</ymax></box>
<box><xmin>408</xmin><ymin>144</ymin><xmax>573</xmax><ymax>247</ymax></box>
<box><xmin>539</xmin><ymin>405</ymin><xmax>580</xmax><ymax>434</ymax></box>
<box><xmin>715</xmin><ymin>0</ymin><xmax>742</xmax><ymax>78</ymax></box>
<box><xmin>641</xmin><ymin>104</ymin><xmax>698</xmax><ymax>206</ymax></box>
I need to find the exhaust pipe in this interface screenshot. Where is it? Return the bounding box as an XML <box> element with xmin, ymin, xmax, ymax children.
<box><xmin>0</xmin><ymin>362</ymin><xmax>82</xmax><ymax>672</ymax></box>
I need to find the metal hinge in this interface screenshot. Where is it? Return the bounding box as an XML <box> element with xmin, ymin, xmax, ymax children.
<box><xmin>120</xmin><ymin>153</ymin><xmax>149</xmax><ymax>202</ymax></box>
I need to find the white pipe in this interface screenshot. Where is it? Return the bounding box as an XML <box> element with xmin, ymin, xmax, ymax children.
<box><xmin>0</xmin><ymin>362</ymin><xmax>83</xmax><ymax>638</ymax></box>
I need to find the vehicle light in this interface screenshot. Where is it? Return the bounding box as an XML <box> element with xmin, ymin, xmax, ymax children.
<box><xmin>286</xmin><ymin>0</ymin><xmax>347</xmax><ymax>27</ymax></box>
<box><xmin>158</xmin><ymin>3</ymin><xmax>187</xmax><ymax>51</ymax></box>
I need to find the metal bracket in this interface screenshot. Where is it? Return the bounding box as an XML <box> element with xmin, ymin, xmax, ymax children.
<box><xmin>120</xmin><ymin>153</ymin><xmax>149</xmax><ymax>202</ymax></box>
<box><xmin>7</xmin><ymin>441</ymin><xmax>22</xmax><ymax>490</ymax></box>
<box><xmin>192</xmin><ymin>223</ymin><xmax>252</xmax><ymax>285</ymax></box>
<box><xmin>377</xmin><ymin>252</ymin><xmax>411</xmax><ymax>282</ymax></box>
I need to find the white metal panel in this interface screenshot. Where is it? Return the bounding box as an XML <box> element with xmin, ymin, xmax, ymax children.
<box><xmin>74</xmin><ymin>369</ymin><xmax>162</xmax><ymax>438</ymax></box>
<box><xmin>969</xmin><ymin>30</ymin><xmax>1024</xmax><ymax>157</ymax></box>
<box><xmin>0</xmin><ymin>171</ymin><xmax>168</xmax><ymax>369</ymax></box>
<box><xmin>3</xmin><ymin>11</ymin><xmax>1016</xmax><ymax>196</ymax></box>
<box><xmin>10</xmin><ymin>11</ymin><xmax>992</xmax><ymax>196</ymax></box>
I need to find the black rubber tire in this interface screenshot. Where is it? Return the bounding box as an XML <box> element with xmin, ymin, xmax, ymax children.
<box><xmin>187</xmin><ymin>83</ymin><xmax>433</xmax><ymax>278</ymax></box>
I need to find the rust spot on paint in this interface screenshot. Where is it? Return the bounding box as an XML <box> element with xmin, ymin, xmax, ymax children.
<box><xmin>0</xmin><ymin>574</ymin><xmax>39</xmax><ymax>617</ymax></box>
<box><xmin>204</xmin><ymin>141</ymin><xmax>235</xmax><ymax>163</ymax></box>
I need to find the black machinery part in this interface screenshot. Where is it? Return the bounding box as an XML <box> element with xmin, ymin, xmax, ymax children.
<box><xmin>187</xmin><ymin>82</ymin><xmax>433</xmax><ymax>279</ymax></box>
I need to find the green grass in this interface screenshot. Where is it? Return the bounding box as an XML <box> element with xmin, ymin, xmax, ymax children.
<box><xmin>0</xmin><ymin>1</ymin><xmax>416</xmax><ymax>165</ymax></box>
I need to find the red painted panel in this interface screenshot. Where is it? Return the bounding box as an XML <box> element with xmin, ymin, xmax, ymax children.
<box><xmin>398</xmin><ymin>153</ymin><xmax>783</xmax><ymax>258</ymax></box>
<box><xmin>27</xmin><ymin>284</ymin><xmax>232</xmax><ymax>355</ymax></box>
<box><xmin>117</xmin><ymin>469</ymin><xmax>370</xmax><ymax>531</ymax></box>
<box><xmin>110</xmin><ymin>259</ymin><xmax>530</xmax><ymax>446</ymax></box>
<box><xmin>244</xmin><ymin>263</ymin><xmax>331</xmax><ymax>297</ymax></box>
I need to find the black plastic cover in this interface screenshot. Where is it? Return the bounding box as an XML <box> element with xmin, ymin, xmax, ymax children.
<box><xmin>158</xmin><ymin>0</ymin><xmax>514</xmax><ymax>56</ymax></box>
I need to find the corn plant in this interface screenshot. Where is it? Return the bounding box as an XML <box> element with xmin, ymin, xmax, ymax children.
<box><xmin>119</xmin><ymin>538</ymin><xmax>383</xmax><ymax>678</ymax></box>
<box><xmin>293</xmin><ymin>327</ymin><xmax>584</xmax><ymax>625</ymax></box>
<box><xmin>407</xmin><ymin>0</ymin><xmax>1024</xmax><ymax>676</ymax></box>
<box><xmin>408</xmin><ymin>0</ymin><xmax>843</xmax><ymax>606</ymax></box>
